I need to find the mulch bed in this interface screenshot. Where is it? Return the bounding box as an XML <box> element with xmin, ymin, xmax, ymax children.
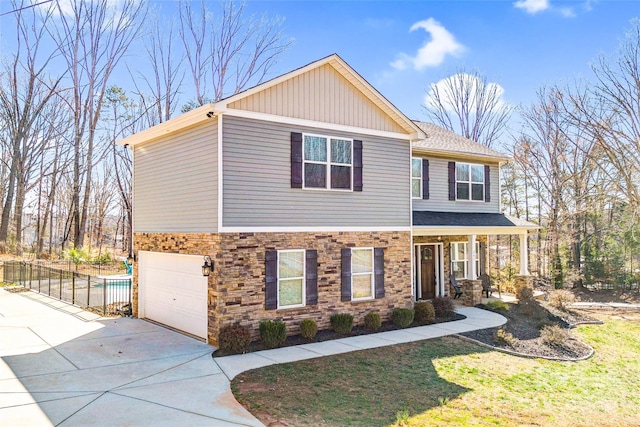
<box><xmin>213</xmin><ymin>313</ymin><xmax>466</xmax><ymax>357</ymax></box>
<box><xmin>460</xmin><ymin>302</ymin><xmax>598</xmax><ymax>360</ymax></box>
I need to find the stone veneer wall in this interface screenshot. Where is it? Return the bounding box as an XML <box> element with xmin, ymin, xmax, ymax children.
<box><xmin>413</xmin><ymin>235</ymin><xmax>488</xmax><ymax>297</ymax></box>
<box><xmin>134</xmin><ymin>231</ymin><xmax>412</xmax><ymax>346</ymax></box>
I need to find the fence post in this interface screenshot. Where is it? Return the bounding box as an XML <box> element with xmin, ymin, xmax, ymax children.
<box><xmin>59</xmin><ymin>268</ymin><xmax>62</xmax><ymax>300</ymax></box>
<box><xmin>72</xmin><ymin>273</ymin><xmax>75</xmax><ymax>305</ymax></box>
<box><xmin>103</xmin><ymin>278</ymin><xmax>107</xmax><ymax>314</ymax></box>
<box><xmin>87</xmin><ymin>274</ymin><xmax>91</xmax><ymax>307</ymax></box>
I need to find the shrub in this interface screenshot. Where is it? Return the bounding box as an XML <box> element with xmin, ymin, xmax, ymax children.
<box><xmin>540</xmin><ymin>324</ymin><xmax>569</xmax><ymax>347</ymax></box>
<box><xmin>259</xmin><ymin>320</ymin><xmax>287</xmax><ymax>349</ymax></box>
<box><xmin>432</xmin><ymin>296</ymin><xmax>456</xmax><ymax>319</ymax></box>
<box><xmin>218</xmin><ymin>324</ymin><xmax>251</xmax><ymax>354</ymax></box>
<box><xmin>364</xmin><ymin>311</ymin><xmax>382</xmax><ymax>331</ymax></box>
<box><xmin>493</xmin><ymin>328</ymin><xmax>517</xmax><ymax>346</ymax></box>
<box><xmin>547</xmin><ymin>289</ymin><xmax>576</xmax><ymax>311</ymax></box>
<box><xmin>330</xmin><ymin>313</ymin><xmax>354</xmax><ymax>335</ymax></box>
<box><xmin>484</xmin><ymin>300</ymin><xmax>509</xmax><ymax>312</ymax></box>
<box><xmin>299</xmin><ymin>319</ymin><xmax>318</xmax><ymax>340</ymax></box>
<box><xmin>414</xmin><ymin>301</ymin><xmax>435</xmax><ymax>325</ymax></box>
<box><xmin>392</xmin><ymin>308</ymin><xmax>415</xmax><ymax>328</ymax></box>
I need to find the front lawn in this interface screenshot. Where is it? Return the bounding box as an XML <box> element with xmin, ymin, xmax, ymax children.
<box><xmin>232</xmin><ymin>313</ymin><xmax>640</xmax><ymax>426</ymax></box>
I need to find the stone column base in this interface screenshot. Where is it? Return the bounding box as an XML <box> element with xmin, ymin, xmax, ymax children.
<box><xmin>514</xmin><ymin>275</ymin><xmax>534</xmax><ymax>293</ymax></box>
<box><xmin>460</xmin><ymin>279</ymin><xmax>482</xmax><ymax>306</ymax></box>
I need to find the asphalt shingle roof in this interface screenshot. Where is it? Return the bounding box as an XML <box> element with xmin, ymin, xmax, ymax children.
<box><xmin>413</xmin><ymin>211</ymin><xmax>538</xmax><ymax>228</ymax></box>
<box><xmin>412</xmin><ymin>121</ymin><xmax>510</xmax><ymax>161</ymax></box>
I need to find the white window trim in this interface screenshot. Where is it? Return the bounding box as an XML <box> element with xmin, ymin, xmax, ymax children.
<box><xmin>456</xmin><ymin>162</ymin><xmax>485</xmax><ymax>202</ymax></box>
<box><xmin>411</xmin><ymin>157</ymin><xmax>422</xmax><ymax>199</ymax></box>
<box><xmin>450</xmin><ymin>242</ymin><xmax>480</xmax><ymax>279</ymax></box>
<box><xmin>351</xmin><ymin>247</ymin><xmax>375</xmax><ymax>301</ymax></box>
<box><xmin>277</xmin><ymin>249</ymin><xmax>306</xmax><ymax>309</ymax></box>
<box><xmin>302</xmin><ymin>133</ymin><xmax>354</xmax><ymax>192</ymax></box>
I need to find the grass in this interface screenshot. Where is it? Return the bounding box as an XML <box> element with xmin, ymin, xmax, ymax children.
<box><xmin>232</xmin><ymin>314</ymin><xmax>640</xmax><ymax>426</ymax></box>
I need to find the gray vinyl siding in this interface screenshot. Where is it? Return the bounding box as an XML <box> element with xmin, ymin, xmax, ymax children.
<box><xmin>222</xmin><ymin>116</ymin><xmax>410</xmax><ymax>227</ymax></box>
<box><xmin>134</xmin><ymin>120</ymin><xmax>218</xmax><ymax>232</ymax></box>
<box><xmin>413</xmin><ymin>157</ymin><xmax>501</xmax><ymax>213</ymax></box>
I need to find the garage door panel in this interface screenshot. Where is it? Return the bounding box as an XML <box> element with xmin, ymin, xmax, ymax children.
<box><xmin>139</xmin><ymin>252</ymin><xmax>208</xmax><ymax>340</ymax></box>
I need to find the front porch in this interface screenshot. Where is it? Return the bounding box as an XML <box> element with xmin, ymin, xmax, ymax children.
<box><xmin>412</xmin><ymin>211</ymin><xmax>539</xmax><ymax>306</ymax></box>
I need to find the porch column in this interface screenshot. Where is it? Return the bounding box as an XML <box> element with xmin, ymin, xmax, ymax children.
<box><xmin>468</xmin><ymin>234</ymin><xmax>477</xmax><ymax>279</ymax></box>
<box><xmin>519</xmin><ymin>232</ymin><xmax>530</xmax><ymax>275</ymax></box>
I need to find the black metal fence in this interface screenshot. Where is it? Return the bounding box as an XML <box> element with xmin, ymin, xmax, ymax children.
<box><xmin>1</xmin><ymin>261</ymin><xmax>132</xmax><ymax>315</ymax></box>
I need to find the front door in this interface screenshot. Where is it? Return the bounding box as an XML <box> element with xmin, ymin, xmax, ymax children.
<box><xmin>420</xmin><ymin>245</ymin><xmax>436</xmax><ymax>299</ymax></box>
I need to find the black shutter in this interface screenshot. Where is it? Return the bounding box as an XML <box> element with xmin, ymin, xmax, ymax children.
<box><xmin>484</xmin><ymin>165</ymin><xmax>491</xmax><ymax>202</ymax></box>
<box><xmin>306</xmin><ymin>250</ymin><xmax>318</xmax><ymax>305</ymax></box>
<box><xmin>353</xmin><ymin>140</ymin><xmax>363</xmax><ymax>191</ymax></box>
<box><xmin>265</xmin><ymin>251</ymin><xmax>278</xmax><ymax>310</ymax></box>
<box><xmin>479</xmin><ymin>242</ymin><xmax>486</xmax><ymax>275</ymax></box>
<box><xmin>341</xmin><ymin>248</ymin><xmax>352</xmax><ymax>302</ymax></box>
<box><xmin>374</xmin><ymin>248</ymin><xmax>385</xmax><ymax>299</ymax></box>
<box><xmin>291</xmin><ymin>132</ymin><xmax>303</xmax><ymax>188</ymax></box>
<box><xmin>422</xmin><ymin>159</ymin><xmax>430</xmax><ymax>199</ymax></box>
<box><xmin>448</xmin><ymin>161</ymin><xmax>456</xmax><ymax>200</ymax></box>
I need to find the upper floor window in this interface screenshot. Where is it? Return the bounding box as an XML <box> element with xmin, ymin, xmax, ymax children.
<box><xmin>456</xmin><ymin>163</ymin><xmax>484</xmax><ymax>201</ymax></box>
<box><xmin>304</xmin><ymin>134</ymin><xmax>352</xmax><ymax>190</ymax></box>
<box><xmin>411</xmin><ymin>158</ymin><xmax>422</xmax><ymax>199</ymax></box>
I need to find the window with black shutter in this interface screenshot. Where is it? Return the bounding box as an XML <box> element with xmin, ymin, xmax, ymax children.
<box><xmin>265</xmin><ymin>249</ymin><xmax>318</xmax><ymax>309</ymax></box>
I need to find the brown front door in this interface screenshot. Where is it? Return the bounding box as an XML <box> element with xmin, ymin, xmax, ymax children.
<box><xmin>420</xmin><ymin>246</ymin><xmax>436</xmax><ymax>299</ymax></box>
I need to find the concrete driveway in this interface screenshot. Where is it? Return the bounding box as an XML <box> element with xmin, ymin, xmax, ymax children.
<box><xmin>0</xmin><ymin>289</ymin><xmax>262</xmax><ymax>426</ymax></box>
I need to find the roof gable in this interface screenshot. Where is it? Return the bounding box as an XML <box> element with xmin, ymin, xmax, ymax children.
<box><xmin>219</xmin><ymin>54</ymin><xmax>422</xmax><ymax>136</ymax></box>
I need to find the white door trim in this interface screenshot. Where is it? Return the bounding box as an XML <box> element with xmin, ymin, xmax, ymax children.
<box><xmin>413</xmin><ymin>242</ymin><xmax>444</xmax><ymax>300</ymax></box>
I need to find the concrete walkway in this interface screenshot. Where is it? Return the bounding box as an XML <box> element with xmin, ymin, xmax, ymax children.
<box><xmin>0</xmin><ymin>288</ymin><xmax>506</xmax><ymax>426</ymax></box>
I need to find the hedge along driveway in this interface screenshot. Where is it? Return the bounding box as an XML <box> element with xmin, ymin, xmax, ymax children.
<box><xmin>231</xmin><ymin>315</ymin><xmax>640</xmax><ymax>427</ymax></box>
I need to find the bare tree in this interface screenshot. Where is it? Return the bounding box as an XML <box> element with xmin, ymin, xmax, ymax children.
<box><xmin>425</xmin><ymin>69</ymin><xmax>513</xmax><ymax>148</ymax></box>
<box><xmin>178</xmin><ymin>0</ymin><xmax>292</xmax><ymax>108</ymax></box>
<box><xmin>46</xmin><ymin>0</ymin><xmax>146</xmax><ymax>249</ymax></box>
<box><xmin>0</xmin><ymin>0</ymin><xmax>63</xmax><ymax>253</ymax></box>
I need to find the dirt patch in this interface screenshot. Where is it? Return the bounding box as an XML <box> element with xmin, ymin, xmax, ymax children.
<box><xmin>460</xmin><ymin>302</ymin><xmax>596</xmax><ymax>360</ymax></box>
<box><xmin>571</xmin><ymin>287</ymin><xmax>640</xmax><ymax>304</ymax></box>
<box><xmin>213</xmin><ymin>313</ymin><xmax>466</xmax><ymax>357</ymax></box>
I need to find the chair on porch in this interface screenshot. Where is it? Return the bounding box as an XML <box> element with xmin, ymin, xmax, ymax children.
<box><xmin>480</xmin><ymin>273</ymin><xmax>500</xmax><ymax>298</ymax></box>
<box><xmin>449</xmin><ymin>274</ymin><xmax>463</xmax><ymax>299</ymax></box>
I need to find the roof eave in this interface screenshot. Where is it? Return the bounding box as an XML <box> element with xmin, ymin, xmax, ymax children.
<box><xmin>411</xmin><ymin>147</ymin><xmax>511</xmax><ymax>163</ymax></box>
<box><xmin>413</xmin><ymin>224</ymin><xmax>539</xmax><ymax>236</ymax></box>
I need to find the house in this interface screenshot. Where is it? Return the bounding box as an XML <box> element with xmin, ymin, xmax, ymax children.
<box><xmin>118</xmin><ymin>54</ymin><xmax>536</xmax><ymax>345</ymax></box>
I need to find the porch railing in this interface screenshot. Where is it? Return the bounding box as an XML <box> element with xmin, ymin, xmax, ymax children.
<box><xmin>1</xmin><ymin>261</ymin><xmax>132</xmax><ymax>316</ymax></box>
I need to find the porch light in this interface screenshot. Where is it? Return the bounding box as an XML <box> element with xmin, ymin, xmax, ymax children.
<box><xmin>126</xmin><ymin>253</ymin><xmax>135</xmax><ymax>265</ymax></box>
<box><xmin>202</xmin><ymin>255</ymin><xmax>214</xmax><ymax>277</ymax></box>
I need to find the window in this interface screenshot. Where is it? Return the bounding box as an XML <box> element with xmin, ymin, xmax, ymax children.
<box><xmin>351</xmin><ymin>248</ymin><xmax>374</xmax><ymax>300</ymax></box>
<box><xmin>450</xmin><ymin>242</ymin><xmax>480</xmax><ymax>279</ymax></box>
<box><xmin>303</xmin><ymin>134</ymin><xmax>352</xmax><ymax>190</ymax></box>
<box><xmin>412</xmin><ymin>158</ymin><xmax>422</xmax><ymax>198</ymax></box>
<box><xmin>456</xmin><ymin>163</ymin><xmax>484</xmax><ymax>201</ymax></box>
<box><xmin>277</xmin><ymin>250</ymin><xmax>305</xmax><ymax>308</ymax></box>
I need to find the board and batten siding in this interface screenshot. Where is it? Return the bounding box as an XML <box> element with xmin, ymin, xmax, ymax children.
<box><xmin>222</xmin><ymin>116</ymin><xmax>410</xmax><ymax>228</ymax></box>
<box><xmin>228</xmin><ymin>64</ymin><xmax>406</xmax><ymax>134</ymax></box>
<box><xmin>413</xmin><ymin>157</ymin><xmax>501</xmax><ymax>214</ymax></box>
<box><xmin>134</xmin><ymin>120</ymin><xmax>218</xmax><ymax>232</ymax></box>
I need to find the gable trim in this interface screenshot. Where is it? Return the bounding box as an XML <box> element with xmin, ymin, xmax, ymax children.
<box><xmin>220</xmin><ymin>108</ymin><xmax>418</xmax><ymax>140</ymax></box>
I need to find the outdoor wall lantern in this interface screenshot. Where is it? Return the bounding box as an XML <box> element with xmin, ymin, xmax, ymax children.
<box><xmin>202</xmin><ymin>255</ymin><xmax>214</xmax><ymax>277</ymax></box>
<box><xmin>126</xmin><ymin>253</ymin><xmax>135</xmax><ymax>265</ymax></box>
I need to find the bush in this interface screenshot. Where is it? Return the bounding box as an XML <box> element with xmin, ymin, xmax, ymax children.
<box><xmin>484</xmin><ymin>300</ymin><xmax>509</xmax><ymax>312</ymax></box>
<box><xmin>218</xmin><ymin>324</ymin><xmax>251</xmax><ymax>354</ymax></box>
<box><xmin>414</xmin><ymin>301</ymin><xmax>435</xmax><ymax>325</ymax></box>
<box><xmin>299</xmin><ymin>319</ymin><xmax>318</xmax><ymax>340</ymax></box>
<box><xmin>92</xmin><ymin>252</ymin><xmax>112</xmax><ymax>265</ymax></box>
<box><xmin>547</xmin><ymin>289</ymin><xmax>576</xmax><ymax>311</ymax></box>
<box><xmin>330</xmin><ymin>313</ymin><xmax>354</xmax><ymax>335</ymax></box>
<box><xmin>540</xmin><ymin>324</ymin><xmax>570</xmax><ymax>347</ymax></box>
<box><xmin>391</xmin><ymin>308</ymin><xmax>415</xmax><ymax>328</ymax></box>
<box><xmin>259</xmin><ymin>320</ymin><xmax>287</xmax><ymax>349</ymax></box>
<box><xmin>364</xmin><ymin>311</ymin><xmax>382</xmax><ymax>331</ymax></box>
<box><xmin>432</xmin><ymin>296</ymin><xmax>456</xmax><ymax>319</ymax></box>
<box><xmin>493</xmin><ymin>328</ymin><xmax>517</xmax><ymax>346</ymax></box>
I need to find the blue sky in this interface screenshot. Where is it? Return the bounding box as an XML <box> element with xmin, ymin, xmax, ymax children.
<box><xmin>0</xmin><ymin>0</ymin><xmax>637</xmax><ymax>128</ymax></box>
<box><xmin>234</xmin><ymin>0</ymin><xmax>637</xmax><ymax>122</ymax></box>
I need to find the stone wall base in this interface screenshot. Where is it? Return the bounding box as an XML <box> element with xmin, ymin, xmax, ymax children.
<box><xmin>460</xmin><ymin>279</ymin><xmax>482</xmax><ymax>306</ymax></box>
<box><xmin>514</xmin><ymin>275</ymin><xmax>534</xmax><ymax>293</ymax></box>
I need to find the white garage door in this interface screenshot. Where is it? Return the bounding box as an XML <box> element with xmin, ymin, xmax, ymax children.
<box><xmin>139</xmin><ymin>251</ymin><xmax>208</xmax><ymax>340</ymax></box>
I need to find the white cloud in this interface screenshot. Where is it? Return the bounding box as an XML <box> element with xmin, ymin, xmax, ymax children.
<box><xmin>425</xmin><ymin>73</ymin><xmax>508</xmax><ymax>113</ymax></box>
<box><xmin>513</xmin><ymin>0</ymin><xmax>550</xmax><ymax>14</ymax></box>
<box><xmin>390</xmin><ymin>18</ymin><xmax>464</xmax><ymax>71</ymax></box>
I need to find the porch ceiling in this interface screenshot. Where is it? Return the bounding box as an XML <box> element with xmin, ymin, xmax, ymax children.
<box><xmin>412</xmin><ymin>211</ymin><xmax>539</xmax><ymax>236</ymax></box>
